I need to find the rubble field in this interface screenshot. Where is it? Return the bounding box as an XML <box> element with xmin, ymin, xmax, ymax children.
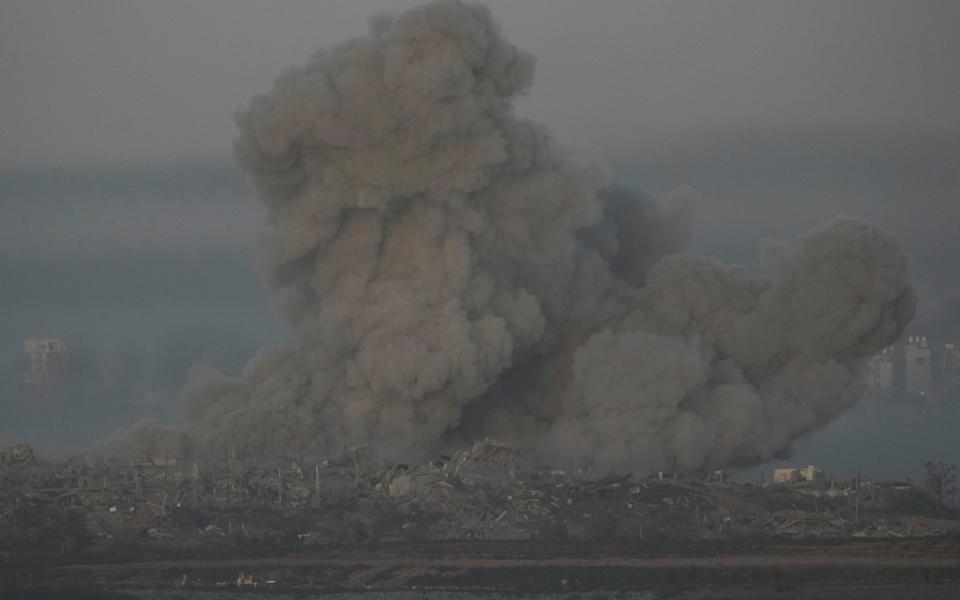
<box><xmin>2</xmin><ymin>440</ymin><xmax>959</xmax><ymax>597</ymax></box>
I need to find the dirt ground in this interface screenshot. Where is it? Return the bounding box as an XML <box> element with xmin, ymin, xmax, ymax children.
<box><xmin>2</xmin><ymin>538</ymin><xmax>959</xmax><ymax>599</ymax></box>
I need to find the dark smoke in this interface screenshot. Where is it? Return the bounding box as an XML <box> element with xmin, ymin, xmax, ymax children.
<box><xmin>579</xmin><ymin>186</ymin><xmax>698</xmax><ymax>287</ymax></box>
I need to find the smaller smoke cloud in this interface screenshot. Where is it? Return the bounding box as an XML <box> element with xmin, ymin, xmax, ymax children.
<box><xmin>542</xmin><ymin>217</ymin><xmax>915</xmax><ymax>473</ymax></box>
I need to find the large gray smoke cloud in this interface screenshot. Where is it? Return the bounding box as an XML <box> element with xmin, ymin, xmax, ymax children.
<box><xmin>101</xmin><ymin>0</ymin><xmax>914</xmax><ymax>473</ymax></box>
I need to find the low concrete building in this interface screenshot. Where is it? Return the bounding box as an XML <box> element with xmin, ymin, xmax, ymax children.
<box><xmin>774</xmin><ymin>465</ymin><xmax>825</xmax><ymax>485</ymax></box>
<box><xmin>22</xmin><ymin>337</ymin><xmax>68</xmax><ymax>405</ymax></box>
<box><xmin>774</xmin><ymin>468</ymin><xmax>800</xmax><ymax>484</ymax></box>
<box><xmin>799</xmin><ymin>465</ymin><xmax>825</xmax><ymax>483</ymax></box>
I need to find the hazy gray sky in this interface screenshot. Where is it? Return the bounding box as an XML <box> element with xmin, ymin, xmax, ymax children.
<box><xmin>2</xmin><ymin>0</ymin><xmax>959</xmax><ymax>168</ymax></box>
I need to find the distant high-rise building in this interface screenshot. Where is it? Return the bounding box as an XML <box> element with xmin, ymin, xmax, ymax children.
<box><xmin>904</xmin><ymin>336</ymin><xmax>932</xmax><ymax>395</ymax></box>
<box><xmin>865</xmin><ymin>347</ymin><xmax>894</xmax><ymax>392</ymax></box>
<box><xmin>23</xmin><ymin>338</ymin><xmax>67</xmax><ymax>386</ymax></box>
<box><xmin>97</xmin><ymin>354</ymin><xmax>123</xmax><ymax>389</ymax></box>
<box><xmin>799</xmin><ymin>464</ymin><xmax>825</xmax><ymax>483</ymax></box>
<box><xmin>22</xmin><ymin>337</ymin><xmax>68</xmax><ymax>404</ymax></box>
<box><xmin>773</xmin><ymin>465</ymin><xmax>825</xmax><ymax>485</ymax></box>
<box><xmin>937</xmin><ymin>343</ymin><xmax>960</xmax><ymax>381</ymax></box>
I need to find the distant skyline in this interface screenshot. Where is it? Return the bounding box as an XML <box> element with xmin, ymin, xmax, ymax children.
<box><xmin>3</xmin><ymin>0</ymin><xmax>960</xmax><ymax>168</ymax></box>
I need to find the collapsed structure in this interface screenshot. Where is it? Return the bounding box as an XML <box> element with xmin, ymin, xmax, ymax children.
<box><xmin>3</xmin><ymin>441</ymin><xmax>956</xmax><ymax>564</ymax></box>
<box><xmin>100</xmin><ymin>0</ymin><xmax>914</xmax><ymax>473</ymax></box>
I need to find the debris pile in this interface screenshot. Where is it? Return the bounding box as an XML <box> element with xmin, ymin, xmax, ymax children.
<box><xmin>1</xmin><ymin>442</ymin><xmax>957</xmax><ymax>561</ymax></box>
<box><xmin>0</xmin><ymin>444</ymin><xmax>36</xmax><ymax>469</ymax></box>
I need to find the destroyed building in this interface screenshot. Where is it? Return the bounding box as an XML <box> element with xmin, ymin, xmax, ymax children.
<box><xmin>774</xmin><ymin>465</ymin><xmax>826</xmax><ymax>486</ymax></box>
<box><xmin>0</xmin><ymin>444</ymin><xmax>36</xmax><ymax>469</ymax></box>
<box><xmin>3</xmin><ymin>437</ymin><xmax>957</xmax><ymax>569</ymax></box>
<box><xmin>773</xmin><ymin>468</ymin><xmax>801</xmax><ymax>484</ymax></box>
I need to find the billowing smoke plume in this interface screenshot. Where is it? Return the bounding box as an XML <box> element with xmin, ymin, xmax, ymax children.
<box><xmin>100</xmin><ymin>0</ymin><xmax>914</xmax><ymax>473</ymax></box>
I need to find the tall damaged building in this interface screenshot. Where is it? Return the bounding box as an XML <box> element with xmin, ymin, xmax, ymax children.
<box><xmin>865</xmin><ymin>348</ymin><xmax>894</xmax><ymax>393</ymax></box>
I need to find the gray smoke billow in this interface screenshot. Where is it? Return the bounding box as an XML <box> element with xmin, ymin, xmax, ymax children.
<box><xmin>100</xmin><ymin>0</ymin><xmax>915</xmax><ymax>473</ymax></box>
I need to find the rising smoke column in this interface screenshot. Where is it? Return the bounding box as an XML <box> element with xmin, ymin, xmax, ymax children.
<box><xmin>100</xmin><ymin>0</ymin><xmax>914</xmax><ymax>473</ymax></box>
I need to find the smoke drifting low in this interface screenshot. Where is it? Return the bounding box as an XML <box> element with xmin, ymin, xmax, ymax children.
<box><xmin>101</xmin><ymin>0</ymin><xmax>914</xmax><ymax>473</ymax></box>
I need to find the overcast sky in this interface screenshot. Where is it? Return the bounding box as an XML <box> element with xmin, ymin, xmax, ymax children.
<box><xmin>2</xmin><ymin>0</ymin><xmax>960</xmax><ymax>168</ymax></box>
